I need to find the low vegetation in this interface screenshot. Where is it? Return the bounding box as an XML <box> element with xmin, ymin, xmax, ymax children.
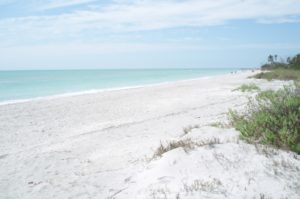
<box><xmin>153</xmin><ymin>138</ymin><xmax>220</xmax><ymax>158</ymax></box>
<box><xmin>230</xmin><ymin>53</ymin><xmax>300</xmax><ymax>154</ymax></box>
<box><xmin>261</xmin><ymin>53</ymin><xmax>300</xmax><ymax>70</ymax></box>
<box><xmin>210</xmin><ymin>122</ymin><xmax>231</xmax><ymax>129</ymax></box>
<box><xmin>229</xmin><ymin>86</ymin><xmax>300</xmax><ymax>154</ymax></box>
<box><xmin>253</xmin><ymin>53</ymin><xmax>300</xmax><ymax>81</ymax></box>
<box><xmin>233</xmin><ymin>83</ymin><xmax>260</xmax><ymax>92</ymax></box>
<box><xmin>253</xmin><ymin>69</ymin><xmax>300</xmax><ymax>81</ymax></box>
<box><xmin>154</xmin><ymin>138</ymin><xmax>195</xmax><ymax>157</ymax></box>
<box><xmin>183</xmin><ymin>178</ymin><xmax>222</xmax><ymax>194</ymax></box>
<box><xmin>183</xmin><ymin>124</ymin><xmax>200</xmax><ymax>135</ymax></box>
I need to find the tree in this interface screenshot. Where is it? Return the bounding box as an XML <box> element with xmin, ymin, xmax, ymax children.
<box><xmin>292</xmin><ymin>54</ymin><xmax>300</xmax><ymax>64</ymax></box>
<box><xmin>290</xmin><ymin>54</ymin><xmax>300</xmax><ymax>69</ymax></box>
<box><xmin>268</xmin><ymin>55</ymin><xmax>274</xmax><ymax>64</ymax></box>
<box><xmin>274</xmin><ymin>54</ymin><xmax>278</xmax><ymax>62</ymax></box>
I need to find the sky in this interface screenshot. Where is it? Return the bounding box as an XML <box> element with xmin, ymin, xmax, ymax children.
<box><xmin>0</xmin><ymin>0</ymin><xmax>300</xmax><ymax>70</ymax></box>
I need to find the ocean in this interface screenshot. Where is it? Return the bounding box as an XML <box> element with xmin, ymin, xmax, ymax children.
<box><xmin>0</xmin><ymin>68</ymin><xmax>236</xmax><ymax>103</ymax></box>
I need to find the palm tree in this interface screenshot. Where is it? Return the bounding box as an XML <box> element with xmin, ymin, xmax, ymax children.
<box><xmin>268</xmin><ymin>55</ymin><xmax>274</xmax><ymax>64</ymax></box>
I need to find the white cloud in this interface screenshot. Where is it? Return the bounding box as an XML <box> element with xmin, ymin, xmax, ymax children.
<box><xmin>39</xmin><ymin>0</ymin><xmax>98</xmax><ymax>10</ymax></box>
<box><xmin>1</xmin><ymin>0</ymin><xmax>300</xmax><ymax>45</ymax></box>
<box><xmin>258</xmin><ymin>16</ymin><xmax>300</xmax><ymax>24</ymax></box>
<box><xmin>1</xmin><ymin>42</ymin><xmax>299</xmax><ymax>57</ymax></box>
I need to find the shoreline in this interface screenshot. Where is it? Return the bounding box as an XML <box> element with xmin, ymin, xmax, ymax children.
<box><xmin>0</xmin><ymin>69</ymin><xmax>245</xmax><ymax>106</ymax></box>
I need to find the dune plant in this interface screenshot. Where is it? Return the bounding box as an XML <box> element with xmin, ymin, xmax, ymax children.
<box><xmin>233</xmin><ymin>83</ymin><xmax>260</xmax><ymax>92</ymax></box>
<box><xmin>229</xmin><ymin>85</ymin><xmax>300</xmax><ymax>154</ymax></box>
<box><xmin>153</xmin><ymin>138</ymin><xmax>220</xmax><ymax>158</ymax></box>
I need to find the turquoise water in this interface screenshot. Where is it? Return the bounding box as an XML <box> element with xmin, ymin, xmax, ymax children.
<box><xmin>0</xmin><ymin>69</ymin><xmax>235</xmax><ymax>103</ymax></box>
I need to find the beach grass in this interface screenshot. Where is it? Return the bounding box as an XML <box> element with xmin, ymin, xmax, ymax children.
<box><xmin>183</xmin><ymin>125</ymin><xmax>200</xmax><ymax>135</ymax></box>
<box><xmin>153</xmin><ymin>138</ymin><xmax>220</xmax><ymax>158</ymax></box>
<box><xmin>209</xmin><ymin>122</ymin><xmax>231</xmax><ymax>129</ymax></box>
<box><xmin>233</xmin><ymin>83</ymin><xmax>260</xmax><ymax>92</ymax></box>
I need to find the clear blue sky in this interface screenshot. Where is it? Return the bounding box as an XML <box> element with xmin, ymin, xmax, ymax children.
<box><xmin>0</xmin><ymin>0</ymin><xmax>300</xmax><ymax>69</ymax></box>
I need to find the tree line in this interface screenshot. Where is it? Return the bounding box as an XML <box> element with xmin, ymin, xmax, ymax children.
<box><xmin>262</xmin><ymin>53</ymin><xmax>300</xmax><ymax>70</ymax></box>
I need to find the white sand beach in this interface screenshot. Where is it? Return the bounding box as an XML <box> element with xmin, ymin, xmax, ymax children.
<box><xmin>1</xmin><ymin>71</ymin><xmax>300</xmax><ymax>199</ymax></box>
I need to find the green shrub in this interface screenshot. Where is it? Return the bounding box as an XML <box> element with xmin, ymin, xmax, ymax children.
<box><xmin>289</xmin><ymin>54</ymin><xmax>300</xmax><ymax>69</ymax></box>
<box><xmin>229</xmin><ymin>86</ymin><xmax>300</xmax><ymax>154</ymax></box>
<box><xmin>252</xmin><ymin>69</ymin><xmax>300</xmax><ymax>81</ymax></box>
<box><xmin>261</xmin><ymin>63</ymin><xmax>288</xmax><ymax>70</ymax></box>
<box><xmin>233</xmin><ymin>83</ymin><xmax>260</xmax><ymax>92</ymax></box>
